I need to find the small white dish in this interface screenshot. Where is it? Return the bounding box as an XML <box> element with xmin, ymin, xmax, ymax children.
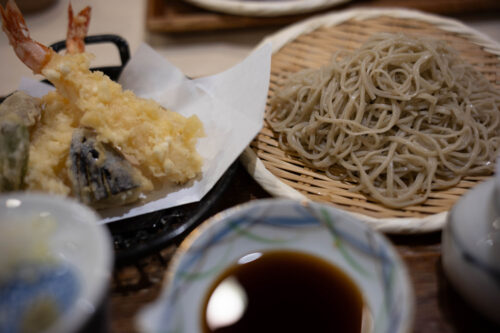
<box><xmin>0</xmin><ymin>193</ymin><xmax>113</xmax><ymax>333</ymax></box>
<box><xmin>182</xmin><ymin>0</ymin><xmax>352</xmax><ymax>17</ymax></box>
<box><xmin>442</xmin><ymin>176</ymin><xmax>500</xmax><ymax>324</ymax></box>
<box><xmin>137</xmin><ymin>198</ymin><xmax>414</xmax><ymax>333</ymax></box>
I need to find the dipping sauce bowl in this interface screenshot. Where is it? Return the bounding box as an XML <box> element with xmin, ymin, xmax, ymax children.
<box><xmin>137</xmin><ymin>198</ymin><xmax>414</xmax><ymax>333</ymax></box>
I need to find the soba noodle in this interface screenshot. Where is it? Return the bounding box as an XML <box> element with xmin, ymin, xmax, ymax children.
<box><xmin>268</xmin><ymin>33</ymin><xmax>500</xmax><ymax>208</ymax></box>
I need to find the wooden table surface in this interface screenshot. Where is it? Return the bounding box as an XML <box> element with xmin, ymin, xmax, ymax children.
<box><xmin>109</xmin><ymin>162</ymin><xmax>499</xmax><ymax>333</ymax></box>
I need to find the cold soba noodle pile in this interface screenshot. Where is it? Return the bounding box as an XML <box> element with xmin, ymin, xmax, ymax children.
<box><xmin>268</xmin><ymin>33</ymin><xmax>500</xmax><ymax>208</ymax></box>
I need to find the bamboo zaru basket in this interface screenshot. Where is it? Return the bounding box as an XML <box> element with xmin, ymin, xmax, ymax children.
<box><xmin>242</xmin><ymin>8</ymin><xmax>500</xmax><ymax>234</ymax></box>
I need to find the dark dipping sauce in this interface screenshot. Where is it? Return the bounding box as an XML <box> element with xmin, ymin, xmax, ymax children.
<box><xmin>201</xmin><ymin>250</ymin><xmax>364</xmax><ymax>333</ymax></box>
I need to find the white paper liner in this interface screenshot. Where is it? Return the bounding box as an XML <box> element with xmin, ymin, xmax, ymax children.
<box><xmin>20</xmin><ymin>43</ymin><xmax>272</xmax><ymax>223</ymax></box>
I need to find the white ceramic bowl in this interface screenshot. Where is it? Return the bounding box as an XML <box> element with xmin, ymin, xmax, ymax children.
<box><xmin>0</xmin><ymin>193</ymin><xmax>113</xmax><ymax>333</ymax></box>
<box><xmin>137</xmin><ymin>198</ymin><xmax>414</xmax><ymax>333</ymax></box>
<box><xmin>442</xmin><ymin>178</ymin><xmax>500</xmax><ymax>324</ymax></box>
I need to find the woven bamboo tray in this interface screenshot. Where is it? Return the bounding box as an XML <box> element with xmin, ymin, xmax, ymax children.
<box><xmin>241</xmin><ymin>8</ymin><xmax>500</xmax><ymax>234</ymax></box>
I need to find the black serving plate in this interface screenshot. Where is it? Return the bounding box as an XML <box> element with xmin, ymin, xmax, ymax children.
<box><xmin>108</xmin><ymin>161</ymin><xmax>238</xmax><ymax>265</ymax></box>
<box><xmin>1</xmin><ymin>34</ymin><xmax>238</xmax><ymax>265</ymax></box>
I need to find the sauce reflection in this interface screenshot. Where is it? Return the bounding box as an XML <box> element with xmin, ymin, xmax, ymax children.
<box><xmin>202</xmin><ymin>250</ymin><xmax>364</xmax><ymax>333</ymax></box>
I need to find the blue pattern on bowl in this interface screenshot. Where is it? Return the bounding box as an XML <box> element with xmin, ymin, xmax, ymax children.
<box><xmin>137</xmin><ymin>199</ymin><xmax>414</xmax><ymax>333</ymax></box>
<box><xmin>0</xmin><ymin>263</ymin><xmax>80</xmax><ymax>333</ymax></box>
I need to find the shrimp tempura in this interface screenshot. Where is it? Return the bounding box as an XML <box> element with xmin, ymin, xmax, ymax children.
<box><xmin>1</xmin><ymin>0</ymin><xmax>204</xmax><ymax>202</ymax></box>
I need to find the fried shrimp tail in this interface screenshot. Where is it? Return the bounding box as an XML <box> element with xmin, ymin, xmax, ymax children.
<box><xmin>0</xmin><ymin>0</ymin><xmax>53</xmax><ymax>74</ymax></box>
<box><xmin>1</xmin><ymin>1</ymin><xmax>204</xmax><ymax>207</ymax></box>
<box><xmin>66</xmin><ymin>4</ymin><xmax>91</xmax><ymax>54</ymax></box>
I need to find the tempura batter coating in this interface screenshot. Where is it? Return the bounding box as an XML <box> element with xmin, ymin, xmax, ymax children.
<box><xmin>42</xmin><ymin>52</ymin><xmax>204</xmax><ymax>183</ymax></box>
<box><xmin>1</xmin><ymin>0</ymin><xmax>204</xmax><ymax>204</ymax></box>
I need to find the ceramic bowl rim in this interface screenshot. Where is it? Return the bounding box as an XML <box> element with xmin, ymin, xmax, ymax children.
<box><xmin>0</xmin><ymin>192</ymin><xmax>114</xmax><ymax>333</ymax></box>
<box><xmin>160</xmin><ymin>198</ymin><xmax>415</xmax><ymax>333</ymax></box>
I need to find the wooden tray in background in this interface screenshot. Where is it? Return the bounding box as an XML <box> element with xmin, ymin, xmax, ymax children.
<box><xmin>146</xmin><ymin>0</ymin><xmax>500</xmax><ymax>33</ymax></box>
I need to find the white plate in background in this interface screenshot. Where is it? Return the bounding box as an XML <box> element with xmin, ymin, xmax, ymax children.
<box><xmin>182</xmin><ymin>0</ymin><xmax>352</xmax><ymax>17</ymax></box>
